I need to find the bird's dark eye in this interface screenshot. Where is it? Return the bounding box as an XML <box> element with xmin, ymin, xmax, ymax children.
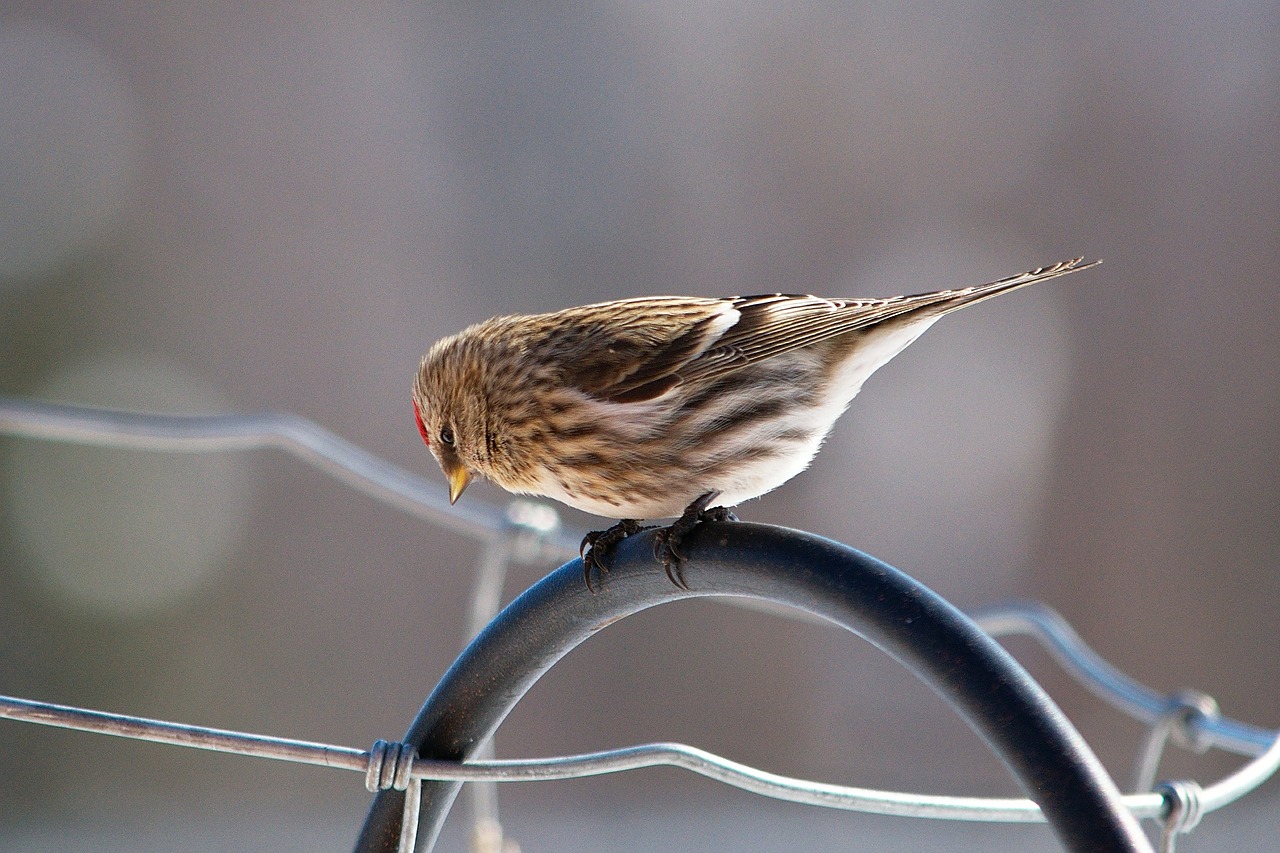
<box><xmin>439</xmin><ymin>426</ymin><xmax>455</xmax><ymax>446</ymax></box>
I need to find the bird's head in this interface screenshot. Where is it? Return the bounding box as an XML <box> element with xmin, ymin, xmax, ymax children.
<box><xmin>412</xmin><ymin>324</ymin><xmax>538</xmax><ymax>505</ymax></box>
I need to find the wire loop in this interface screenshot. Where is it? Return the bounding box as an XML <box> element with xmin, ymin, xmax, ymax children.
<box><xmin>1165</xmin><ymin>690</ymin><xmax>1221</xmax><ymax>753</ymax></box>
<box><xmin>1132</xmin><ymin>690</ymin><xmax>1222</xmax><ymax>793</ymax></box>
<box><xmin>1154</xmin><ymin>780</ymin><xmax>1204</xmax><ymax>853</ymax></box>
<box><xmin>366</xmin><ymin>740</ymin><xmax>417</xmax><ymax>793</ymax></box>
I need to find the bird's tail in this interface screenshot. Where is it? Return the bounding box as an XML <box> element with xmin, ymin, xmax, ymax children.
<box><xmin>927</xmin><ymin>257</ymin><xmax>1101</xmax><ymax>315</ymax></box>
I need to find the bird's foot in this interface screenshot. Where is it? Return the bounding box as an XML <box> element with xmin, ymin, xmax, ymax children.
<box><xmin>652</xmin><ymin>491</ymin><xmax>738</xmax><ymax>589</ymax></box>
<box><xmin>580</xmin><ymin>519</ymin><xmax>655</xmax><ymax>592</ymax></box>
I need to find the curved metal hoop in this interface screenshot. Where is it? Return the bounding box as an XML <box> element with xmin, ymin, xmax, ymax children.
<box><xmin>354</xmin><ymin>521</ymin><xmax>1152</xmax><ymax>853</ymax></box>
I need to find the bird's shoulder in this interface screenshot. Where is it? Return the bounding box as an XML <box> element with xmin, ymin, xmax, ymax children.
<box><xmin>525</xmin><ymin>296</ymin><xmax>741</xmax><ymax>403</ymax></box>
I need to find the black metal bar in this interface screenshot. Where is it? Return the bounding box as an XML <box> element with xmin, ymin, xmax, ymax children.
<box><xmin>353</xmin><ymin>522</ymin><xmax>1151</xmax><ymax>853</ymax></box>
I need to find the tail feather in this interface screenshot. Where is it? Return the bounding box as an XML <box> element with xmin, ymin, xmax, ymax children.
<box><xmin>926</xmin><ymin>257</ymin><xmax>1100</xmax><ymax>316</ymax></box>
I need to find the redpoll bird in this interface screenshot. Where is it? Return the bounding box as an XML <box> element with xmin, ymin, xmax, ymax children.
<box><xmin>413</xmin><ymin>257</ymin><xmax>1098</xmax><ymax>588</ymax></box>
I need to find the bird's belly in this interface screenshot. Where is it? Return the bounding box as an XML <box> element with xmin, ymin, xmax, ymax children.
<box><xmin>525</xmin><ymin>475</ymin><xmax>707</xmax><ymax>520</ymax></box>
<box><xmin>709</xmin><ymin>441</ymin><xmax>824</xmax><ymax>508</ymax></box>
<box><xmin>523</xmin><ymin>422</ymin><xmax>828</xmax><ymax>520</ymax></box>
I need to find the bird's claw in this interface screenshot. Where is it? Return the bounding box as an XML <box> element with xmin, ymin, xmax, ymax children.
<box><xmin>579</xmin><ymin>519</ymin><xmax>653</xmax><ymax>592</ymax></box>
<box><xmin>580</xmin><ymin>492</ymin><xmax>738</xmax><ymax>591</ymax></box>
<box><xmin>652</xmin><ymin>491</ymin><xmax>737</xmax><ymax>589</ymax></box>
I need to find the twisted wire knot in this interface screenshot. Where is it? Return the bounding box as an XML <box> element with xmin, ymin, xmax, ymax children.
<box><xmin>1163</xmin><ymin>690</ymin><xmax>1220</xmax><ymax>753</ymax></box>
<box><xmin>365</xmin><ymin>739</ymin><xmax>417</xmax><ymax>792</ymax></box>
<box><xmin>1154</xmin><ymin>780</ymin><xmax>1204</xmax><ymax>853</ymax></box>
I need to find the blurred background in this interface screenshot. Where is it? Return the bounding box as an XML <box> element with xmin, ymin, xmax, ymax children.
<box><xmin>1</xmin><ymin>4</ymin><xmax>1277</xmax><ymax>851</ymax></box>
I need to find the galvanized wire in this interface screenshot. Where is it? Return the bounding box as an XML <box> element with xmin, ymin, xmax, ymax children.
<box><xmin>1</xmin><ymin>395</ymin><xmax>1272</xmax><ymax>756</ymax></box>
<box><xmin>1</xmin><ymin>395</ymin><xmax>1276</xmax><ymax>842</ymax></box>
<box><xmin>2</xmin><ymin>690</ymin><xmax>1276</xmax><ymax>826</ymax></box>
<box><xmin>0</xmin><ymin>396</ymin><xmax>575</xmax><ymax>555</ymax></box>
<box><xmin>971</xmin><ymin>604</ymin><xmax>1273</xmax><ymax>757</ymax></box>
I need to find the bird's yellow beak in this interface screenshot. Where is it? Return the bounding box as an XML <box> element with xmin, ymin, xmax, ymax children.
<box><xmin>445</xmin><ymin>464</ymin><xmax>472</xmax><ymax>505</ymax></box>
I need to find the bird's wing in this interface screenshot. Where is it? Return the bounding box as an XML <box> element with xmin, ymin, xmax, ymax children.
<box><xmin>541</xmin><ymin>296</ymin><xmax>742</xmax><ymax>403</ymax></box>
<box><xmin>679</xmin><ymin>258</ymin><xmax>1097</xmax><ymax>384</ymax></box>
<box><xmin>549</xmin><ymin>259</ymin><xmax>1096</xmax><ymax>402</ymax></box>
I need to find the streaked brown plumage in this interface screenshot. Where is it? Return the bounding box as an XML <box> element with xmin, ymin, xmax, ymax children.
<box><xmin>413</xmin><ymin>258</ymin><xmax>1098</xmax><ymax>586</ymax></box>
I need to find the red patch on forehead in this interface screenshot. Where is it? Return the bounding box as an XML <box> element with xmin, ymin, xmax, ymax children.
<box><xmin>412</xmin><ymin>397</ymin><xmax>430</xmax><ymax>446</ymax></box>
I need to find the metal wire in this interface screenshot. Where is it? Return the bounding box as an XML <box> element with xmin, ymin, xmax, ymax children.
<box><xmin>972</xmin><ymin>604</ymin><xmax>1273</xmax><ymax>757</ymax></box>
<box><xmin>2</xmin><ymin>396</ymin><xmax>1272</xmax><ymax>755</ymax></box>
<box><xmin>0</xmin><ymin>693</ymin><xmax>1142</xmax><ymax>822</ymax></box>
<box><xmin>3</xmin><ymin>689</ymin><xmax>1276</xmax><ymax>826</ymax></box>
<box><xmin>1130</xmin><ymin>691</ymin><xmax>1221</xmax><ymax>793</ymax></box>
<box><xmin>1</xmin><ymin>395</ymin><xmax>1276</xmax><ymax>841</ymax></box>
<box><xmin>0</xmin><ymin>396</ymin><xmax>577</xmax><ymax>555</ymax></box>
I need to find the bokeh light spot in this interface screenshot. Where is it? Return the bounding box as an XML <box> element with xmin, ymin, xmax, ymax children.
<box><xmin>3</xmin><ymin>356</ymin><xmax>255</xmax><ymax>618</ymax></box>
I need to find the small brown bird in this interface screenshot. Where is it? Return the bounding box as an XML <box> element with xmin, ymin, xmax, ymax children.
<box><xmin>413</xmin><ymin>258</ymin><xmax>1098</xmax><ymax>587</ymax></box>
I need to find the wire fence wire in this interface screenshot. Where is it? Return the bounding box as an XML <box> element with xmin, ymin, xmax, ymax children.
<box><xmin>0</xmin><ymin>396</ymin><xmax>1276</xmax><ymax>852</ymax></box>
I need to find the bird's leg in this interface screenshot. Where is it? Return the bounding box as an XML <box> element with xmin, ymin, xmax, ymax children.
<box><xmin>653</xmin><ymin>490</ymin><xmax>739</xmax><ymax>589</ymax></box>
<box><xmin>580</xmin><ymin>519</ymin><xmax>656</xmax><ymax>592</ymax></box>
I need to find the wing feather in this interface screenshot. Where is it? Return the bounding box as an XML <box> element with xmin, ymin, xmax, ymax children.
<box><xmin>541</xmin><ymin>258</ymin><xmax>1096</xmax><ymax>401</ymax></box>
<box><xmin>535</xmin><ymin>297</ymin><xmax>738</xmax><ymax>403</ymax></box>
<box><xmin>680</xmin><ymin>258</ymin><xmax>1096</xmax><ymax>383</ymax></box>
